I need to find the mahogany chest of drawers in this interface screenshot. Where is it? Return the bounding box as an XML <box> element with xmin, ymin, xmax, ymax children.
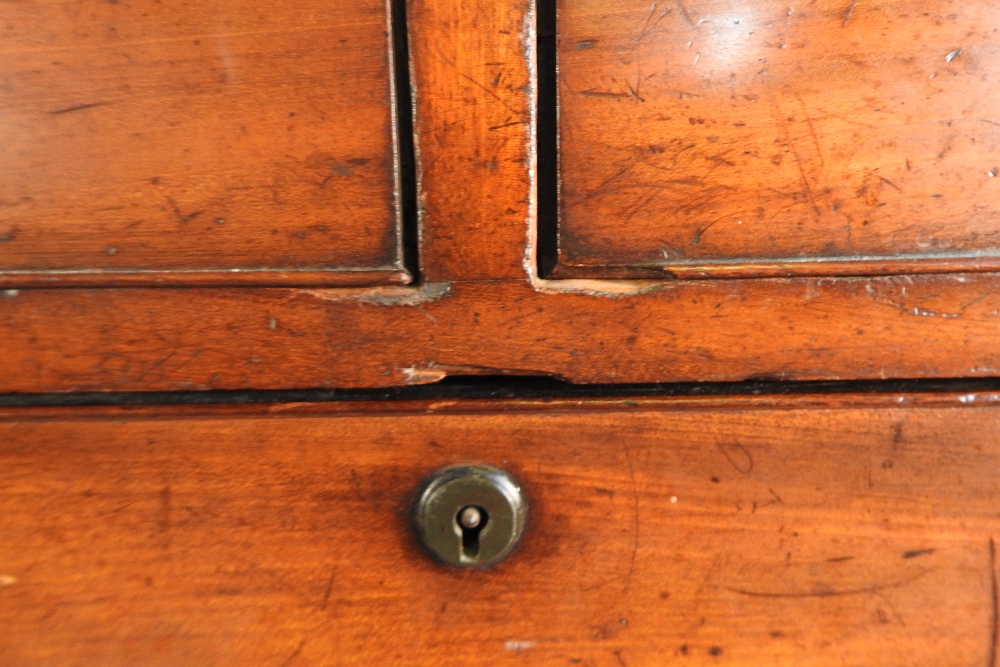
<box><xmin>2</xmin><ymin>0</ymin><xmax>999</xmax><ymax>664</ymax></box>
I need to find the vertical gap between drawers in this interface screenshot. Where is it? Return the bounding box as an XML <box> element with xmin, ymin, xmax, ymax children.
<box><xmin>391</xmin><ymin>0</ymin><xmax>420</xmax><ymax>281</ymax></box>
<box><xmin>536</xmin><ymin>0</ymin><xmax>559</xmax><ymax>278</ymax></box>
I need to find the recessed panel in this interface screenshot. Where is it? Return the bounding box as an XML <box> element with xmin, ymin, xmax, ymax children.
<box><xmin>0</xmin><ymin>0</ymin><xmax>407</xmax><ymax>286</ymax></box>
<box><xmin>555</xmin><ymin>0</ymin><xmax>1000</xmax><ymax>278</ymax></box>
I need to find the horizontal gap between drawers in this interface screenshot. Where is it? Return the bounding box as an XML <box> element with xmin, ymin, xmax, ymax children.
<box><xmin>2</xmin><ymin>377</ymin><xmax>1000</xmax><ymax>407</ymax></box>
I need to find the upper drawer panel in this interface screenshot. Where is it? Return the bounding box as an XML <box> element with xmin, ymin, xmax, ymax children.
<box><xmin>0</xmin><ymin>0</ymin><xmax>406</xmax><ymax>286</ymax></box>
<box><xmin>555</xmin><ymin>0</ymin><xmax>1000</xmax><ymax>278</ymax></box>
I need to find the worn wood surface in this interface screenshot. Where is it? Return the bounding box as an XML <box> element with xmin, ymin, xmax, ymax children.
<box><xmin>555</xmin><ymin>0</ymin><xmax>1000</xmax><ymax>279</ymax></box>
<box><xmin>407</xmin><ymin>0</ymin><xmax>533</xmax><ymax>281</ymax></box>
<box><xmin>1</xmin><ymin>394</ymin><xmax>999</xmax><ymax>665</ymax></box>
<box><xmin>0</xmin><ymin>0</ymin><xmax>406</xmax><ymax>286</ymax></box>
<box><xmin>1</xmin><ymin>0</ymin><xmax>1000</xmax><ymax>387</ymax></box>
<box><xmin>3</xmin><ymin>275</ymin><xmax>1000</xmax><ymax>392</ymax></box>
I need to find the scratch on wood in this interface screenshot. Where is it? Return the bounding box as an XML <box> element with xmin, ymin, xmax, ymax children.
<box><xmin>901</xmin><ymin>548</ymin><xmax>935</xmax><ymax>559</ymax></box>
<box><xmin>458</xmin><ymin>72</ymin><xmax>524</xmax><ymax>114</ymax></box>
<box><xmin>728</xmin><ymin>570</ymin><xmax>927</xmax><ymax>598</ymax></box>
<box><xmin>580</xmin><ymin>89</ymin><xmax>632</xmax><ymax>98</ymax></box>
<box><xmin>49</xmin><ymin>101</ymin><xmax>107</xmax><ymax>115</ymax></box>
<box><xmin>873</xmin><ymin>590</ymin><xmax>907</xmax><ymax>627</ymax></box>
<box><xmin>489</xmin><ymin>119</ymin><xmax>527</xmax><ymax>131</ymax></box>
<box><xmin>280</xmin><ymin>640</ymin><xmax>306</xmax><ymax>667</ymax></box>
<box><xmin>624</xmin><ymin>78</ymin><xmax>645</xmax><ymax>103</ymax></box>
<box><xmin>165</xmin><ymin>197</ymin><xmax>205</xmax><ymax>224</ymax></box>
<box><xmin>158</xmin><ymin>483</ymin><xmax>172</xmax><ymax>547</ymax></box>
<box><xmin>320</xmin><ymin>569</ymin><xmax>335</xmax><ymax>610</ymax></box>
<box><xmin>674</xmin><ymin>0</ymin><xmax>696</xmax><ymax>29</ymax></box>
<box><xmin>771</xmin><ymin>101</ymin><xmax>823</xmax><ymax>219</ymax></box>
<box><xmin>622</xmin><ymin>440</ymin><xmax>640</xmax><ymax>593</ymax></box>
<box><xmin>959</xmin><ymin>292</ymin><xmax>992</xmax><ymax>313</ymax></box>
<box><xmin>878</xmin><ymin>176</ymin><xmax>903</xmax><ymax>193</ymax></box>
<box><xmin>990</xmin><ymin>537</ymin><xmax>998</xmax><ymax>667</ymax></box>
<box><xmin>690</xmin><ymin>214</ymin><xmax>732</xmax><ymax>245</ymax></box>
<box><xmin>717</xmin><ymin>442</ymin><xmax>754</xmax><ymax>474</ymax></box>
<box><xmin>632</xmin><ymin>3</ymin><xmax>670</xmax><ymax>49</ymax></box>
<box><xmin>795</xmin><ymin>94</ymin><xmax>825</xmax><ymax>172</ymax></box>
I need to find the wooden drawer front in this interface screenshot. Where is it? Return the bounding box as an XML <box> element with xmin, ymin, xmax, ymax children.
<box><xmin>1</xmin><ymin>395</ymin><xmax>998</xmax><ymax>665</ymax></box>
<box><xmin>554</xmin><ymin>0</ymin><xmax>1000</xmax><ymax>279</ymax></box>
<box><xmin>0</xmin><ymin>0</ymin><xmax>406</xmax><ymax>287</ymax></box>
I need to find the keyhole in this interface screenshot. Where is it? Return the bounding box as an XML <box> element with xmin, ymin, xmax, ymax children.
<box><xmin>457</xmin><ymin>505</ymin><xmax>489</xmax><ymax>560</ymax></box>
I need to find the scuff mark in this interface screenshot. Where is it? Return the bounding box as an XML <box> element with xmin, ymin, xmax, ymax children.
<box><xmin>535</xmin><ymin>278</ymin><xmax>665</xmax><ymax>297</ymax></box>
<box><xmin>911</xmin><ymin>306</ymin><xmax>959</xmax><ymax>318</ymax></box>
<box><xmin>297</xmin><ymin>282</ymin><xmax>451</xmax><ymax>306</ymax></box>
<box><xmin>841</xmin><ymin>0</ymin><xmax>858</xmax><ymax>26</ymax></box>
<box><xmin>505</xmin><ymin>641</ymin><xmax>537</xmax><ymax>652</ymax></box>
<box><xmin>0</xmin><ymin>575</ymin><xmax>17</xmax><ymax>587</ymax></box>
<box><xmin>402</xmin><ymin>366</ymin><xmax>448</xmax><ymax>384</ymax></box>
<box><xmin>2</xmin><ymin>289</ymin><xmax>19</xmax><ymax>298</ymax></box>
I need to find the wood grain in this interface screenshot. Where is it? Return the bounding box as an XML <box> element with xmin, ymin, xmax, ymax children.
<box><xmin>555</xmin><ymin>0</ymin><xmax>1000</xmax><ymax>279</ymax></box>
<box><xmin>1</xmin><ymin>394</ymin><xmax>998</xmax><ymax>665</ymax></box>
<box><xmin>4</xmin><ymin>275</ymin><xmax>1000</xmax><ymax>392</ymax></box>
<box><xmin>407</xmin><ymin>0</ymin><xmax>534</xmax><ymax>280</ymax></box>
<box><xmin>0</xmin><ymin>0</ymin><xmax>406</xmax><ymax>286</ymax></box>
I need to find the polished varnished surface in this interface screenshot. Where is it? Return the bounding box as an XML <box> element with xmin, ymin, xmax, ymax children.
<box><xmin>408</xmin><ymin>0</ymin><xmax>533</xmax><ymax>281</ymax></box>
<box><xmin>0</xmin><ymin>0</ymin><xmax>406</xmax><ymax>286</ymax></box>
<box><xmin>0</xmin><ymin>1</ymin><xmax>999</xmax><ymax>389</ymax></box>
<box><xmin>4</xmin><ymin>275</ymin><xmax>1000</xmax><ymax>391</ymax></box>
<box><xmin>1</xmin><ymin>394</ymin><xmax>998</xmax><ymax>665</ymax></box>
<box><xmin>556</xmin><ymin>0</ymin><xmax>1000</xmax><ymax>278</ymax></box>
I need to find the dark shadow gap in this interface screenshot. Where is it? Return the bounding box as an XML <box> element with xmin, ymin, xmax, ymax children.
<box><xmin>536</xmin><ymin>0</ymin><xmax>559</xmax><ymax>277</ymax></box>
<box><xmin>392</xmin><ymin>0</ymin><xmax>420</xmax><ymax>280</ymax></box>
<box><xmin>3</xmin><ymin>377</ymin><xmax>1000</xmax><ymax>407</ymax></box>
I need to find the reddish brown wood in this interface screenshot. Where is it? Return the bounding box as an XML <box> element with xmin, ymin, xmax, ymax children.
<box><xmin>0</xmin><ymin>0</ymin><xmax>999</xmax><ymax>391</ymax></box>
<box><xmin>0</xmin><ymin>0</ymin><xmax>407</xmax><ymax>287</ymax></box>
<box><xmin>3</xmin><ymin>275</ymin><xmax>1000</xmax><ymax>392</ymax></box>
<box><xmin>1</xmin><ymin>395</ymin><xmax>998</xmax><ymax>665</ymax></box>
<box><xmin>555</xmin><ymin>0</ymin><xmax>1000</xmax><ymax>279</ymax></box>
<box><xmin>407</xmin><ymin>0</ymin><xmax>534</xmax><ymax>280</ymax></box>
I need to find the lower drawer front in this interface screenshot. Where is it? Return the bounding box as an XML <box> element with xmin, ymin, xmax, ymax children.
<box><xmin>0</xmin><ymin>396</ymin><xmax>996</xmax><ymax>666</ymax></box>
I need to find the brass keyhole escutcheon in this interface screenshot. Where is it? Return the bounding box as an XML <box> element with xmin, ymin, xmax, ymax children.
<box><xmin>413</xmin><ymin>465</ymin><xmax>526</xmax><ymax>568</ymax></box>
